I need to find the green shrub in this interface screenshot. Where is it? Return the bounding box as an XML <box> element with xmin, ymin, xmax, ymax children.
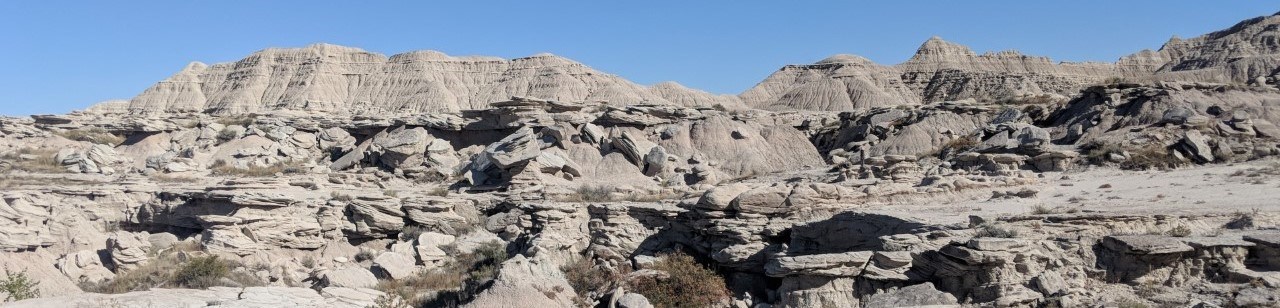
<box><xmin>628</xmin><ymin>252</ymin><xmax>729</xmax><ymax>308</ymax></box>
<box><xmin>1</xmin><ymin>270</ymin><xmax>40</xmax><ymax>301</ymax></box>
<box><xmin>171</xmin><ymin>256</ymin><xmax>230</xmax><ymax>288</ymax></box>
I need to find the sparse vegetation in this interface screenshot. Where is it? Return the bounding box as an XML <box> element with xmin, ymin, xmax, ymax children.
<box><xmin>1230</xmin><ymin>163</ymin><xmax>1280</xmax><ymax>185</ymax></box>
<box><xmin>939</xmin><ymin>135</ymin><xmax>979</xmax><ymax>156</ymax></box>
<box><xmin>330</xmin><ymin>191</ymin><xmax>355</xmax><ymax>202</ymax></box>
<box><xmin>1083</xmin><ymin>142</ymin><xmax>1182</xmax><ymax>171</ymax></box>
<box><xmin>557</xmin><ymin>184</ymin><xmax>686</xmax><ymax>203</ymax></box>
<box><xmin>1121</xmin><ymin>145</ymin><xmax>1181</xmax><ymax>171</ymax></box>
<box><xmin>973</xmin><ymin>224</ymin><xmax>1020</xmax><ymax>238</ymax></box>
<box><xmin>376</xmin><ymin>241</ymin><xmax>509</xmax><ymax>307</ymax></box>
<box><xmin>209</xmin><ymin>159</ymin><xmax>307</xmax><ymax>177</ymax></box>
<box><xmin>627</xmin><ymin>251</ymin><xmax>730</xmax><ymax>308</ymax></box>
<box><xmin>0</xmin><ymin>148</ymin><xmax>67</xmax><ymax>174</ymax></box>
<box><xmin>1225</xmin><ymin>208</ymin><xmax>1259</xmax><ymax>229</ymax></box>
<box><xmin>56</xmin><ymin>127</ymin><xmax>125</xmax><ymax>146</ymax></box>
<box><xmin>1</xmin><ymin>270</ymin><xmax>40</xmax><ymax>302</ymax></box>
<box><xmin>1166</xmin><ymin>225</ymin><xmax>1192</xmax><ymax>237</ymax></box>
<box><xmin>81</xmin><ymin>244</ymin><xmax>261</xmax><ymax>293</ymax></box>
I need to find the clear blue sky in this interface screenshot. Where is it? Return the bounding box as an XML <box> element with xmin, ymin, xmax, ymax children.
<box><xmin>1</xmin><ymin>1</ymin><xmax>1275</xmax><ymax>116</ymax></box>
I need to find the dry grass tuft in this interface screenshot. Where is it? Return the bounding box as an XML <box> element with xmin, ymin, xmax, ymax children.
<box><xmin>209</xmin><ymin>160</ymin><xmax>307</xmax><ymax>177</ymax></box>
<box><xmin>56</xmin><ymin>127</ymin><xmax>125</xmax><ymax>146</ymax></box>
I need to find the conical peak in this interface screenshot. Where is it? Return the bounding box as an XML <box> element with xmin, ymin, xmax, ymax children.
<box><xmin>913</xmin><ymin>36</ymin><xmax>976</xmax><ymax>59</ymax></box>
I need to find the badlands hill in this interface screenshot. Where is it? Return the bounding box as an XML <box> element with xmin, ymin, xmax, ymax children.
<box><xmin>1</xmin><ymin>10</ymin><xmax>1280</xmax><ymax>308</ymax></box>
<box><xmin>126</xmin><ymin>46</ymin><xmax>744</xmax><ymax>115</ymax></box>
<box><xmin>744</xmin><ymin>12</ymin><xmax>1280</xmax><ymax>111</ymax></box>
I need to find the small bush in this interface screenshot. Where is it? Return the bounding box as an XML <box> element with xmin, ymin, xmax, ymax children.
<box><xmin>354</xmin><ymin>250</ymin><xmax>376</xmax><ymax>262</ymax></box>
<box><xmin>1166</xmin><ymin>225</ymin><xmax>1193</xmax><ymax>237</ymax></box>
<box><xmin>216</xmin><ymin>128</ymin><xmax>240</xmax><ymax>142</ymax></box>
<box><xmin>973</xmin><ymin>224</ymin><xmax>1019</xmax><ymax>238</ymax></box>
<box><xmin>400</xmin><ymin>225</ymin><xmax>427</xmax><ymax>241</ymax></box>
<box><xmin>171</xmin><ymin>256</ymin><xmax>230</xmax><ymax>288</ymax></box>
<box><xmin>56</xmin><ymin>127</ymin><xmax>124</xmax><ymax>146</ymax></box>
<box><xmin>628</xmin><ymin>252</ymin><xmax>729</xmax><ymax>308</ymax></box>
<box><xmin>1</xmin><ymin>270</ymin><xmax>40</xmax><ymax>301</ymax></box>
<box><xmin>330</xmin><ymin>192</ymin><xmax>354</xmax><ymax>202</ymax></box>
<box><xmin>1030</xmin><ymin>204</ymin><xmax>1055</xmax><ymax>215</ymax></box>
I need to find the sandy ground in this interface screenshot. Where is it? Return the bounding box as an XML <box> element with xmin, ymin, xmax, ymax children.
<box><xmin>868</xmin><ymin>158</ymin><xmax>1280</xmax><ymax>224</ymax></box>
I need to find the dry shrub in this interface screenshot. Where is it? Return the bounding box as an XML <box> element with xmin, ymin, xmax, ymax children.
<box><xmin>628</xmin><ymin>252</ymin><xmax>729</xmax><ymax>308</ymax></box>
<box><xmin>56</xmin><ymin>127</ymin><xmax>124</xmax><ymax>146</ymax></box>
<box><xmin>377</xmin><ymin>241</ymin><xmax>509</xmax><ymax>307</ymax></box>
<box><xmin>562</xmin><ymin>257</ymin><xmax>625</xmax><ymax>306</ymax></box>
<box><xmin>1122</xmin><ymin>145</ymin><xmax>1181</xmax><ymax>170</ymax></box>
<box><xmin>215</xmin><ymin>115</ymin><xmax>257</xmax><ymax>127</ymax></box>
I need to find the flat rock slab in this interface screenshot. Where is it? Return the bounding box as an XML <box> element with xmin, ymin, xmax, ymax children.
<box><xmin>1182</xmin><ymin>236</ymin><xmax>1255</xmax><ymax>248</ymax></box>
<box><xmin>765</xmin><ymin>251</ymin><xmax>874</xmax><ymax>277</ymax></box>
<box><xmin>1243</xmin><ymin>232</ymin><xmax>1280</xmax><ymax>248</ymax></box>
<box><xmin>967</xmin><ymin>238</ymin><xmax>1027</xmax><ymax>251</ymax></box>
<box><xmin>1103</xmin><ymin>235</ymin><xmax>1194</xmax><ymax>255</ymax></box>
